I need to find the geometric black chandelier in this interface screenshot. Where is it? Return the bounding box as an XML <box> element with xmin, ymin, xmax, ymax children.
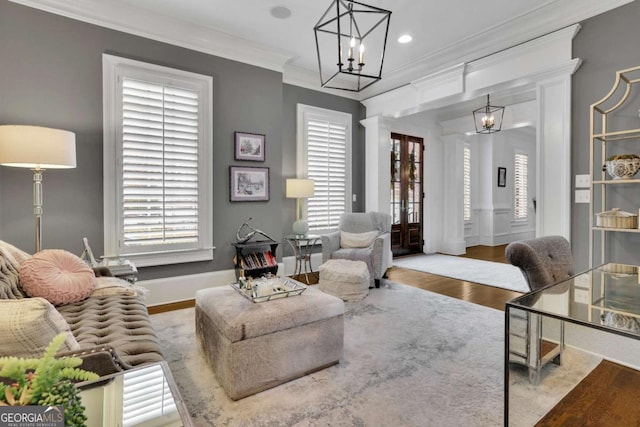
<box><xmin>472</xmin><ymin>94</ymin><xmax>505</xmax><ymax>134</ymax></box>
<box><xmin>314</xmin><ymin>0</ymin><xmax>391</xmax><ymax>92</ymax></box>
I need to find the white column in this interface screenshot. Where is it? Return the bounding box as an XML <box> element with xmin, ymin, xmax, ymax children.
<box><xmin>423</xmin><ymin>130</ymin><xmax>444</xmax><ymax>253</ymax></box>
<box><xmin>440</xmin><ymin>134</ymin><xmax>466</xmax><ymax>255</ymax></box>
<box><xmin>360</xmin><ymin>116</ymin><xmax>391</xmax><ymax>213</ymax></box>
<box><xmin>536</xmin><ymin>75</ymin><xmax>572</xmax><ymax>240</ymax></box>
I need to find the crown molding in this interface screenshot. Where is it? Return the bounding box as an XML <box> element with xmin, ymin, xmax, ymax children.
<box><xmin>10</xmin><ymin>0</ymin><xmax>631</xmax><ymax>101</ymax></box>
<box><xmin>10</xmin><ymin>0</ymin><xmax>294</xmax><ymax>73</ymax></box>
<box><xmin>282</xmin><ymin>64</ymin><xmax>360</xmax><ymax>101</ymax></box>
<box><xmin>358</xmin><ymin>0</ymin><xmax>632</xmax><ymax>100</ymax></box>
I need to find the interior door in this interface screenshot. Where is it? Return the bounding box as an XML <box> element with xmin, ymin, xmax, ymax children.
<box><xmin>390</xmin><ymin>133</ymin><xmax>424</xmax><ymax>257</ymax></box>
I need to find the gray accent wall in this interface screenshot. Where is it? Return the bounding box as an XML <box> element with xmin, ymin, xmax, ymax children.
<box><xmin>572</xmin><ymin>0</ymin><xmax>640</xmax><ymax>271</ymax></box>
<box><xmin>0</xmin><ymin>2</ymin><xmax>364</xmax><ymax>280</ymax></box>
<box><xmin>282</xmin><ymin>83</ymin><xmax>366</xmax><ymax>239</ymax></box>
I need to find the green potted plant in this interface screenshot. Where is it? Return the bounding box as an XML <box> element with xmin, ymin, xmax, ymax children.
<box><xmin>0</xmin><ymin>333</ymin><xmax>99</xmax><ymax>427</ymax></box>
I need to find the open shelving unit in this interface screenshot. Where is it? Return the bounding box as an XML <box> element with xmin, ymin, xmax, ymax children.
<box><xmin>231</xmin><ymin>240</ymin><xmax>279</xmax><ymax>280</ymax></box>
<box><xmin>589</xmin><ymin>65</ymin><xmax>640</xmax><ymax>268</ymax></box>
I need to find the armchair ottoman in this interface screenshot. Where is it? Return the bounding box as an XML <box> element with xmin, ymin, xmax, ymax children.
<box><xmin>321</xmin><ymin>212</ymin><xmax>392</xmax><ymax>287</ymax></box>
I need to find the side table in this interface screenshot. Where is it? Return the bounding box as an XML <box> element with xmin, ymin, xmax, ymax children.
<box><xmin>284</xmin><ymin>234</ymin><xmax>321</xmax><ymax>283</ymax></box>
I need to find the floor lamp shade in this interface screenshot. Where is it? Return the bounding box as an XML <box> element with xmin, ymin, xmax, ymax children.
<box><xmin>0</xmin><ymin>125</ymin><xmax>76</xmax><ymax>169</ymax></box>
<box><xmin>286</xmin><ymin>179</ymin><xmax>315</xmax><ymax>236</ymax></box>
<box><xmin>0</xmin><ymin>125</ymin><xmax>77</xmax><ymax>253</ymax></box>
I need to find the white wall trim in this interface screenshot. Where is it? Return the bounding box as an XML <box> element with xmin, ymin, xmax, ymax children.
<box><xmin>357</xmin><ymin>0</ymin><xmax>630</xmax><ymax>99</ymax></box>
<box><xmin>362</xmin><ymin>26</ymin><xmax>581</xmax><ymax>118</ymax></box>
<box><xmin>281</xmin><ymin>253</ymin><xmax>324</xmax><ymax>276</ymax></box>
<box><xmin>11</xmin><ymin>0</ymin><xmax>629</xmax><ymax>101</ymax></box>
<box><xmin>141</xmin><ymin>263</ymin><xmax>285</xmax><ymax>306</ymax></box>
<box><xmin>283</xmin><ymin>64</ymin><xmax>360</xmax><ymax>101</ymax></box>
<box><xmin>11</xmin><ymin>0</ymin><xmax>293</xmax><ymax>73</ymax></box>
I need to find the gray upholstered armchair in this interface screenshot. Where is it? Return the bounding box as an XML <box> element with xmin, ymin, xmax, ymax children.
<box><xmin>321</xmin><ymin>212</ymin><xmax>392</xmax><ymax>287</ymax></box>
<box><xmin>505</xmin><ymin>235</ymin><xmax>574</xmax><ymax>291</ymax></box>
<box><xmin>505</xmin><ymin>235</ymin><xmax>574</xmax><ymax>384</ymax></box>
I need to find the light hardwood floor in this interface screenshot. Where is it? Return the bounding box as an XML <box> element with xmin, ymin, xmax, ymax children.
<box><xmin>387</xmin><ymin>244</ymin><xmax>523</xmax><ymax>312</ymax></box>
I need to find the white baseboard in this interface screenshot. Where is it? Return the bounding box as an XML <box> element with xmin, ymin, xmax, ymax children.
<box><xmin>440</xmin><ymin>239</ymin><xmax>466</xmax><ymax>255</ymax></box>
<box><xmin>281</xmin><ymin>253</ymin><xmax>323</xmax><ymax>276</ymax></box>
<box><xmin>139</xmin><ymin>262</ymin><xmax>284</xmax><ymax>307</ymax></box>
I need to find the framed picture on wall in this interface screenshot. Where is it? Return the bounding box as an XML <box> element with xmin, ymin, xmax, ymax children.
<box><xmin>498</xmin><ymin>167</ymin><xmax>507</xmax><ymax>187</ymax></box>
<box><xmin>234</xmin><ymin>131</ymin><xmax>265</xmax><ymax>162</ymax></box>
<box><xmin>229</xmin><ymin>166</ymin><xmax>270</xmax><ymax>202</ymax></box>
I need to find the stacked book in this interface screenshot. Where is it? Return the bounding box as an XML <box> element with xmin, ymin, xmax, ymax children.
<box><xmin>240</xmin><ymin>251</ymin><xmax>277</xmax><ymax>269</ymax></box>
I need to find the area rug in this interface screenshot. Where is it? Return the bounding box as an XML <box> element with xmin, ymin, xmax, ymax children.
<box><xmin>393</xmin><ymin>254</ymin><xmax>529</xmax><ymax>293</ymax></box>
<box><xmin>150</xmin><ymin>281</ymin><xmax>599</xmax><ymax>426</ymax></box>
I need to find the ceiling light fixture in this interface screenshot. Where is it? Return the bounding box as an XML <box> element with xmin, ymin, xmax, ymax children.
<box><xmin>270</xmin><ymin>6</ymin><xmax>291</xmax><ymax>19</ymax></box>
<box><xmin>314</xmin><ymin>0</ymin><xmax>392</xmax><ymax>92</ymax></box>
<box><xmin>397</xmin><ymin>34</ymin><xmax>412</xmax><ymax>44</ymax></box>
<box><xmin>472</xmin><ymin>94</ymin><xmax>505</xmax><ymax>134</ymax></box>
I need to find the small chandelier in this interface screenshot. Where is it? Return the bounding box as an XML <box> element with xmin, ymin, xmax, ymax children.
<box><xmin>472</xmin><ymin>94</ymin><xmax>505</xmax><ymax>134</ymax></box>
<box><xmin>314</xmin><ymin>0</ymin><xmax>391</xmax><ymax>92</ymax></box>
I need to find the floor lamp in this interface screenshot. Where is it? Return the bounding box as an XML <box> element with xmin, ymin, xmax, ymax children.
<box><xmin>286</xmin><ymin>179</ymin><xmax>314</xmax><ymax>236</ymax></box>
<box><xmin>0</xmin><ymin>125</ymin><xmax>76</xmax><ymax>253</ymax></box>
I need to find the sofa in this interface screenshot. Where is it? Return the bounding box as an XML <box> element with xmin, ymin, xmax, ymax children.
<box><xmin>0</xmin><ymin>241</ymin><xmax>163</xmax><ymax>375</ymax></box>
<box><xmin>321</xmin><ymin>212</ymin><xmax>392</xmax><ymax>287</ymax></box>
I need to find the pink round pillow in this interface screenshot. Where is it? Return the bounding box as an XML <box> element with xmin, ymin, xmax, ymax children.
<box><xmin>20</xmin><ymin>249</ymin><xmax>96</xmax><ymax>305</ymax></box>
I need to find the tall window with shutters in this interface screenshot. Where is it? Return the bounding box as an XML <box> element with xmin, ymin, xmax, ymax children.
<box><xmin>296</xmin><ymin>104</ymin><xmax>352</xmax><ymax>234</ymax></box>
<box><xmin>463</xmin><ymin>146</ymin><xmax>471</xmax><ymax>222</ymax></box>
<box><xmin>514</xmin><ymin>153</ymin><xmax>528</xmax><ymax>220</ymax></box>
<box><xmin>103</xmin><ymin>54</ymin><xmax>213</xmax><ymax>267</ymax></box>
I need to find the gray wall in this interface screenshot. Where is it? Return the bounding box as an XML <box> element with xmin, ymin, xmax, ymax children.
<box><xmin>282</xmin><ymin>83</ymin><xmax>366</xmax><ymax>241</ymax></box>
<box><xmin>572</xmin><ymin>0</ymin><xmax>640</xmax><ymax>271</ymax></box>
<box><xmin>0</xmin><ymin>2</ymin><xmax>364</xmax><ymax>280</ymax></box>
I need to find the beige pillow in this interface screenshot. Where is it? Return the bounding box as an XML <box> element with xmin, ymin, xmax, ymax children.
<box><xmin>0</xmin><ymin>240</ymin><xmax>31</xmax><ymax>266</ymax></box>
<box><xmin>91</xmin><ymin>276</ymin><xmax>139</xmax><ymax>297</ymax></box>
<box><xmin>0</xmin><ymin>298</ymin><xmax>80</xmax><ymax>358</ymax></box>
<box><xmin>340</xmin><ymin>230</ymin><xmax>379</xmax><ymax>248</ymax></box>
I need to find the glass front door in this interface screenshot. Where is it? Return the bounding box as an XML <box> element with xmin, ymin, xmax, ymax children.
<box><xmin>390</xmin><ymin>133</ymin><xmax>424</xmax><ymax>256</ymax></box>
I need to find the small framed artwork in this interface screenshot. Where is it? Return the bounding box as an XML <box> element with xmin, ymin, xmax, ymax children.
<box><xmin>498</xmin><ymin>167</ymin><xmax>507</xmax><ymax>187</ymax></box>
<box><xmin>230</xmin><ymin>166</ymin><xmax>270</xmax><ymax>202</ymax></box>
<box><xmin>234</xmin><ymin>131</ymin><xmax>265</xmax><ymax>162</ymax></box>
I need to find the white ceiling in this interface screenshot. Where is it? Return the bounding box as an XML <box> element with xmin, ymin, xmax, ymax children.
<box><xmin>13</xmin><ymin>0</ymin><xmax>633</xmax><ymax>101</ymax></box>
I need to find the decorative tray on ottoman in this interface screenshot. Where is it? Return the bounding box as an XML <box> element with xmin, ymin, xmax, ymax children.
<box><xmin>231</xmin><ymin>276</ymin><xmax>307</xmax><ymax>303</ymax></box>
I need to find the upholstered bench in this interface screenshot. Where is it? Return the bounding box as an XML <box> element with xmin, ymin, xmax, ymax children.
<box><xmin>195</xmin><ymin>284</ymin><xmax>344</xmax><ymax>400</ymax></box>
<box><xmin>318</xmin><ymin>259</ymin><xmax>370</xmax><ymax>301</ymax></box>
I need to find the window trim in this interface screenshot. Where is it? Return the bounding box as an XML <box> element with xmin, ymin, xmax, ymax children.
<box><xmin>463</xmin><ymin>144</ymin><xmax>471</xmax><ymax>222</ymax></box>
<box><xmin>513</xmin><ymin>151</ymin><xmax>529</xmax><ymax>221</ymax></box>
<box><xmin>296</xmin><ymin>104</ymin><xmax>352</xmax><ymax>235</ymax></box>
<box><xmin>102</xmin><ymin>54</ymin><xmax>213</xmax><ymax>267</ymax></box>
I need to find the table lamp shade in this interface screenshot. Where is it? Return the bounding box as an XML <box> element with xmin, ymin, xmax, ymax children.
<box><xmin>286</xmin><ymin>179</ymin><xmax>314</xmax><ymax>198</ymax></box>
<box><xmin>286</xmin><ymin>179</ymin><xmax>314</xmax><ymax>236</ymax></box>
<box><xmin>0</xmin><ymin>125</ymin><xmax>76</xmax><ymax>169</ymax></box>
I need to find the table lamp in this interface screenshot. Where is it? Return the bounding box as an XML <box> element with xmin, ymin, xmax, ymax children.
<box><xmin>286</xmin><ymin>178</ymin><xmax>314</xmax><ymax>236</ymax></box>
<box><xmin>0</xmin><ymin>125</ymin><xmax>76</xmax><ymax>252</ymax></box>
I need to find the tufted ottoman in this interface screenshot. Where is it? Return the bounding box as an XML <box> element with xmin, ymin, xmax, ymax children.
<box><xmin>195</xmin><ymin>284</ymin><xmax>344</xmax><ymax>400</ymax></box>
<box><xmin>318</xmin><ymin>259</ymin><xmax>370</xmax><ymax>301</ymax></box>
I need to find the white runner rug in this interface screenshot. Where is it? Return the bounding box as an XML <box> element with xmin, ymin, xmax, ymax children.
<box><xmin>393</xmin><ymin>253</ymin><xmax>529</xmax><ymax>293</ymax></box>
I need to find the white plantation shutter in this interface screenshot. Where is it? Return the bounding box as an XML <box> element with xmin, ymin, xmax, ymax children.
<box><xmin>297</xmin><ymin>105</ymin><xmax>352</xmax><ymax>233</ymax></box>
<box><xmin>103</xmin><ymin>54</ymin><xmax>213</xmax><ymax>266</ymax></box>
<box><xmin>463</xmin><ymin>146</ymin><xmax>471</xmax><ymax>221</ymax></box>
<box><xmin>307</xmin><ymin>119</ymin><xmax>347</xmax><ymax>230</ymax></box>
<box><xmin>514</xmin><ymin>153</ymin><xmax>528</xmax><ymax>220</ymax></box>
<box><xmin>122</xmin><ymin>364</ymin><xmax>178</xmax><ymax>427</ymax></box>
<box><xmin>122</xmin><ymin>79</ymin><xmax>199</xmax><ymax>247</ymax></box>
